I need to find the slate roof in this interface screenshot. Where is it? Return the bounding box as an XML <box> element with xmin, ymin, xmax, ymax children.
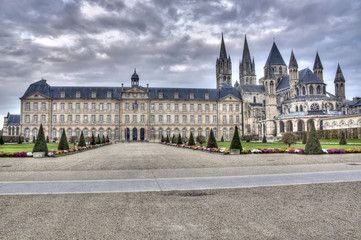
<box><xmin>239</xmin><ymin>85</ymin><xmax>265</xmax><ymax>93</ymax></box>
<box><xmin>21</xmin><ymin>80</ymin><xmax>242</xmax><ymax>101</ymax></box>
<box><xmin>276</xmin><ymin>76</ymin><xmax>290</xmax><ymax>91</ymax></box>
<box><xmin>298</xmin><ymin>68</ymin><xmax>323</xmax><ymax>84</ymax></box>
<box><xmin>264</xmin><ymin>42</ymin><xmax>286</xmax><ymax>67</ymax></box>
<box><xmin>7</xmin><ymin>114</ymin><xmax>20</xmax><ymax>125</ymax></box>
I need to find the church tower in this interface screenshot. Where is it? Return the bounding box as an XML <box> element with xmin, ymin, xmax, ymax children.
<box><xmin>313</xmin><ymin>52</ymin><xmax>323</xmax><ymax>82</ymax></box>
<box><xmin>239</xmin><ymin>35</ymin><xmax>256</xmax><ymax>85</ymax></box>
<box><xmin>216</xmin><ymin>33</ymin><xmax>232</xmax><ymax>89</ymax></box>
<box><xmin>263</xmin><ymin>60</ymin><xmax>278</xmax><ymax>136</ymax></box>
<box><xmin>334</xmin><ymin>63</ymin><xmax>346</xmax><ymax>100</ymax></box>
<box><xmin>131</xmin><ymin>69</ymin><xmax>139</xmax><ymax>87</ymax></box>
<box><xmin>288</xmin><ymin>50</ymin><xmax>299</xmax><ymax>97</ymax></box>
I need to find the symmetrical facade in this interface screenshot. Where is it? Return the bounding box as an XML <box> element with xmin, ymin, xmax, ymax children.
<box><xmin>3</xmin><ymin>34</ymin><xmax>361</xmax><ymax>142</ymax></box>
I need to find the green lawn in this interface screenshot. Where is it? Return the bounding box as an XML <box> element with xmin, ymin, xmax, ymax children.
<box><xmin>0</xmin><ymin>143</ymin><xmax>60</xmax><ymax>153</ymax></box>
<box><xmin>298</xmin><ymin>139</ymin><xmax>361</xmax><ymax>144</ymax></box>
<box><xmin>198</xmin><ymin>141</ymin><xmax>361</xmax><ymax>150</ymax></box>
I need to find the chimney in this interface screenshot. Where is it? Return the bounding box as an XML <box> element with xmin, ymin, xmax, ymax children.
<box><xmin>121</xmin><ymin>83</ymin><xmax>124</xmax><ymax>92</ymax></box>
<box><xmin>147</xmin><ymin>84</ymin><xmax>149</xmax><ymax>92</ymax></box>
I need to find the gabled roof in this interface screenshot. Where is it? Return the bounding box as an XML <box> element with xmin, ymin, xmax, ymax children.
<box><xmin>219</xmin><ymin>84</ymin><xmax>242</xmax><ymax>99</ymax></box>
<box><xmin>239</xmin><ymin>85</ymin><xmax>265</xmax><ymax>93</ymax></box>
<box><xmin>264</xmin><ymin>42</ymin><xmax>286</xmax><ymax>67</ymax></box>
<box><xmin>7</xmin><ymin>114</ymin><xmax>20</xmax><ymax>125</ymax></box>
<box><xmin>276</xmin><ymin>76</ymin><xmax>290</xmax><ymax>91</ymax></box>
<box><xmin>298</xmin><ymin>68</ymin><xmax>323</xmax><ymax>84</ymax></box>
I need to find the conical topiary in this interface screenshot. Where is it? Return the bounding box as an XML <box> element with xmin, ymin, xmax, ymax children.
<box><xmin>78</xmin><ymin>131</ymin><xmax>86</xmax><ymax>147</ymax></box>
<box><xmin>46</xmin><ymin>136</ymin><xmax>49</xmax><ymax>143</ymax></box>
<box><xmin>165</xmin><ymin>135</ymin><xmax>170</xmax><ymax>143</ymax></box>
<box><xmin>58</xmin><ymin>130</ymin><xmax>69</xmax><ymax>150</ymax></box>
<box><xmin>304</xmin><ymin>120</ymin><xmax>323</xmax><ymax>154</ymax></box>
<box><xmin>302</xmin><ymin>132</ymin><xmax>307</xmax><ymax>144</ymax></box>
<box><xmin>339</xmin><ymin>131</ymin><xmax>347</xmax><ymax>145</ymax></box>
<box><xmin>18</xmin><ymin>136</ymin><xmax>23</xmax><ymax>144</ymax></box>
<box><xmin>102</xmin><ymin>135</ymin><xmax>106</xmax><ymax>143</ymax></box>
<box><xmin>96</xmin><ymin>134</ymin><xmax>101</xmax><ymax>144</ymax></box>
<box><xmin>171</xmin><ymin>134</ymin><xmax>176</xmax><ymax>144</ymax></box>
<box><xmin>207</xmin><ymin>128</ymin><xmax>218</xmax><ymax>148</ymax></box>
<box><xmin>106</xmin><ymin>135</ymin><xmax>110</xmax><ymax>143</ymax></box>
<box><xmin>33</xmin><ymin>124</ymin><xmax>48</xmax><ymax>155</ymax></box>
<box><xmin>91</xmin><ymin>134</ymin><xmax>96</xmax><ymax>145</ymax></box>
<box><xmin>262</xmin><ymin>135</ymin><xmax>267</xmax><ymax>143</ymax></box>
<box><xmin>0</xmin><ymin>136</ymin><xmax>4</xmax><ymax>145</ymax></box>
<box><xmin>221</xmin><ymin>136</ymin><xmax>224</xmax><ymax>142</ymax></box>
<box><xmin>230</xmin><ymin>126</ymin><xmax>242</xmax><ymax>151</ymax></box>
<box><xmin>188</xmin><ymin>132</ymin><xmax>195</xmax><ymax>145</ymax></box>
<box><xmin>177</xmin><ymin>133</ymin><xmax>183</xmax><ymax>144</ymax></box>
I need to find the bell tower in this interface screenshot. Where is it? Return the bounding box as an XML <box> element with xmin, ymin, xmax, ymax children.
<box><xmin>216</xmin><ymin>33</ymin><xmax>232</xmax><ymax>89</ymax></box>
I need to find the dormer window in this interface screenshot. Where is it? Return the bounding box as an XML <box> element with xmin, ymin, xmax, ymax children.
<box><xmin>92</xmin><ymin>91</ymin><xmax>96</xmax><ymax>98</ymax></box>
<box><xmin>133</xmin><ymin>93</ymin><xmax>137</xmax><ymax>98</ymax></box>
<box><xmin>190</xmin><ymin>93</ymin><xmax>194</xmax><ymax>99</ymax></box>
<box><xmin>205</xmin><ymin>93</ymin><xmax>209</xmax><ymax>100</ymax></box>
<box><xmin>60</xmin><ymin>91</ymin><xmax>65</xmax><ymax>98</ymax></box>
<box><xmin>174</xmin><ymin>93</ymin><xmax>179</xmax><ymax>99</ymax></box>
<box><xmin>159</xmin><ymin>92</ymin><xmax>163</xmax><ymax>99</ymax></box>
<box><xmin>76</xmin><ymin>91</ymin><xmax>81</xmax><ymax>98</ymax></box>
<box><xmin>107</xmin><ymin>91</ymin><xmax>112</xmax><ymax>98</ymax></box>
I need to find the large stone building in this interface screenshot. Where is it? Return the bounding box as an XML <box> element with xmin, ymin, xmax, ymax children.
<box><xmin>3</xmin><ymin>34</ymin><xmax>361</xmax><ymax>142</ymax></box>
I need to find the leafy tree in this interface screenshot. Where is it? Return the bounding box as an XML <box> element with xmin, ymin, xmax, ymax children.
<box><xmin>177</xmin><ymin>133</ymin><xmax>183</xmax><ymax>144</ymax></box>
<box><xmin>165</xmin><ymin>135</ymin><xmax>170</xmax><ymax>143</ymax></box>
<box><xmin>78</xmin><ymin>131</ymin><xmax>86</xmax><ymax>147</ymax></box>
<box><xmin>102</xmin><ymin>135</ymin><xmax>106</xmax><ymax>143</ymax></box>
<box><xmin>32</xmin><ymin>124</ymin><xmax>48</xmax><ymax>154</ymax></box>
<box><xmin>0</xmin><ymin>136</ymin><xmax>4</xmax><ymax>145</ymax></box>
<box><xmin>46</xmin><ymin>136</ymin><xmax>49</xmax><ymax>143</ymax></box>
<box><xmin>230</xmin><ymin>126</ymin><xmax>242</xmax><ymax>151</ymax></box>
<box><xmin>171</xmin><ymin>134</ymin><xmax>176</xmax><ymax>144</ymax></box>
<box><xmin>96</xmin><ymin>134</ymin><xmax>101</xmax><ymax>144</ymax></box>
<box><xmin>196</xmin><ymin>135</ymin><xmax>207</xmax><ymax>145</ymax></box>
<box><xmin>18</xmin><ymin>136</ymin><xmax>23</xmax><ymax>144</ymax></box>
<box><xmin>302</xmin><ymin>132</ymin><xmax>307</xmax><ymax>144</ymax></box>
<box><xmin>58</xmin><ymin>130</ymin><xmax>69</xmax><ymax>150</ymax></box>
<box><xmin>304</xmin><ymin>120</ymin><xmax>323</xmax><ymax>154</ymax></box>
<box><xmin>188</xmin><ymin>132</ymin><xmax>195</xmax><ymax>145</ymax></box>
<box><xmin>281</xmin><ymin>132</ymin><xmax>297</xmax><ymax>148</ymax></box>
<box><xmin>207</xmin><ymin>128</ymin><xmax>218</xmax><ymax>148</ymax></box>
<box><xmin>106</xmin><ymin>135</ymin><xmax>110</xmax><ymax>143</ymax></box>
<box><xmin>339</xmin><ymin>131</ymin><xmax>347</xmax><ymax>145</ymax></box>
<box><xmin>91</xmin><ymin>134</ymin><xmax>96</xmax><ymax>145</ymax></box>
<box><xmin>221</xmin><ymin>136</ymin><xmax>224</xmax><ymax>142</ymax></box>
<box><xmin>262</xmin><ymin>135</ymin><xmax>267</xmax><ymax>143</ymax></box>
<box><xmin>69</xmin><ymin>136</ymin><xmax>78</xmax><ymax>146</ymax></box>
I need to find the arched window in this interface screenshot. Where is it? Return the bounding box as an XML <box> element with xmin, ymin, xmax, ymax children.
<box><xmin>297</xmin><ymin>120</ymin><xmax>304</xmax><ymax>132</ymax></box>
<box><xmin>16</xmin><ymin>127</ymin><xmax>19</xmax><ymax>135</ymax></box>
<box><xmin>76</xmin><ymin>129</ymin><xmax>80</xmax><ymax>138</ymax></box>
<box><xmin>33</xmin><ymin>129</ymin><xmax>38</xmax><ymax>139</ymax></box>
<box><xmin>206</xmin><ymin>129</ymin><xmax>209</xmax><ymax>138</ymax></box>
<box><xmin>198</xmin><ymin>129</ymin><xmax>202</xmax><ymax>136</ymax></box>
<box><xmin>320</xmin><ymin>120</ymin><xmax>323</xmax><ymax>130</ymax></box>
<box><xmin>182</xmin><ymin>129</ymin><xmax>186</xmax><ymax>138</ymax></box>
<box><xmin>68</xmin><ymin>129</ymin><xmax>72</xmax><ymax>137</ymax></box>
<box><xmin>310</xmin><ymin>86</ymin><xmax>314</xmax><ymax>95</ymax></box>
<box><xmin>167</xmin><ymin>129</ymin><xmax>171</xmax><ymax>137</ymax></box>
<box><xmin>279</xmin><ymin>66</ymin><xmax>282</xmax><ymax>74</ymax></box>
<box><xmin>25</xmin><ymin>129</ymin><xmax>30</xmax><ymax>138</ymax></box>
<box><xmin>350</xmin><ymin>122</ymin><xmax>354</xmax><ymax>128</ymax></box>
<box><xmin>115</xmin><ymin>129</ymin><xmax>120</xmax><ymax>139</ymax></box>
<box><xmin>84</xmin><ymin>129</ymin><xmax>88</xmax><ymax>138</ymax></box>
<box><xmin>8</xmin><ymin>127</ymin><xmax>11</xmax><ymax>136</ymax></box>
<box><xmin>296</xmin><ymin>106</ymin><xmax>299</xmax><ymax>112</ymax></box>
<box><xmin>280</xmin><ymin>121</ymin><xmax>285</xmax><ymax>133</ymax></box>
<box><xmin>91</xmin><ymin>129</ymin><xmax>96</xmax><ymax>137</ymax></box>
<box><xmin>107</xmin><ymin>129</ymin><xmax>111</xmax><ymax>139</ymax></box>
<box><xmin>300</xmin><ymin>105</ymin><xmax>303</xmax><ymax>111</ymax></box>
<box><xmin>302</xmin><ymin>86</ymin><xmax>306</xmax><ymax>95</ymax></box>
<box><xmin>223</xmin><ymin>129</ymin><xmax>227</xmax><ymax>139</ymax></box>
<box><xmin>99</xmin><ymin>129</ymin><xmax>103</xmax><ymax>138</ymax></box>
<box><xmin>253</xmin><ymin>96</ymin><xmax>256</xmax><ymax>103</ymax></box>
<box><xmin>296</xmin><ymin>88</ymin><xmax>299</xmax><ymax>96</ymax></box>
<box><xmin>230</xmin><ymin>129</ymin><xmax>233</xmax><ymax>139</ymax></box>
<box><xmin>270</xmin><ymin>81</ymin><xmax>274</xmax><ymax>93</ymax></box>
<box><xmin>150</xmin><ymin>129</ymin><xmax>155</xmax><ymax>139</ymax></box>
<box><xmin>159</xmin><ymin>129</ymin><xmax>163</xmax><ymax>139</ymax></box>
<box><xmin>317</xmin><ymin>85</ymin><xmax>321</xmax><ymax>94</ymax></box>
<box><xmin>175</xmin><ymin>129</ymin><xmax>179</xmax><ymax>136</ymax></box>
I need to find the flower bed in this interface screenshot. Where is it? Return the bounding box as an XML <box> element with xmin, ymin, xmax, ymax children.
<box><xmin>160</xmin><ymin>142</ymin><xmax>361</xmax><ymax>155</ymax></box>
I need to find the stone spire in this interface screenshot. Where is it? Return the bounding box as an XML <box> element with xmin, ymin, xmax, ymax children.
<box><xmin>334</xmin><ymin>63</ymin><xmax>345</xmax><ymax>83</ymax></box>
<box><xmin>219</xmin><ymin>33</ymin><xmax>227</xmax><ymax>60</ymax></box>
<box><xmin>216</xmin><ymin>33</ymin><xmax>232</xmax><ymax>89</ymax></box>
<box><xmin>334</xmin><ymin>63</ymin><xmax>345</xmax><ymax>100</ymax></box>
<box><xmin>264</xmin><ymin>42</ymin><xmax>286</xmax><ymax>67</ymax></box>
<box><xmin>313</xmin><ymin>52</ymin><xmax>323</xmax><ymax>82</ymax></box>
<box><xmin>289</xmin><ymin>50</ymin><xmax>298</xmax><ymax>68</ymax></box>
<box><xmin>239</xmin><ymin>35</ymin><xmax>256</xmax><ymax>85</ymax></box>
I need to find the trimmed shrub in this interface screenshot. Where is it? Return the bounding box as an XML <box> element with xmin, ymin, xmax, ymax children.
<box><xmin>339</xmin><ymin>131</ymin><xmax>347</xmax><ymax>145</ymax></box>
<box><xmin>230</xmin><ymin>126</ymin><xmax>242</xmax><ymax>150</ymax></box>
<box><xmin>188</xmin><ymin>132</ymin><xmax>195</xmax><ymax>145</ymax></box>
<box><xmin>96</xmin><ymin>134</ymin><xmax>101</xmax><ymax>144</ymax></box>
<box><xmin>102</xmin><ymin>135</ymin><xmax>106</xmax><ymax>144</ymax></box>
<box><xmin>161</xmin><ymin>135</ymin><xmax>165</xmax><ymax>142</ymax></box>
<box><xmin>18</xmin><ymin>136</ymin><xmax>23</xmax><ymax>144</ymax></box>
<box><xmin>58</xmin><ymin>130</ymin><xmax>69</xmax><ymax>150</ymax></box>
<box><xmin>302</xmin><ymin>132</ymin><xmax>307</xmax><ymax>144</ymax></box>
<box><xmin>221</xmin><ymin>136</ymin><xmax>224</xmax><ymax>142</ymax></box>
<box><xmin>91</xmin><ymin>134</ymin><xmax>96</xmax><ymax>145</ymax></box>
<box><xmin>262</xmin><ymin>135</ymin><xmax>267</xmax><ymax>143</ymax></box>
<box><xmin>171</xmin><ymin>134</ymin><xmax>176</xmax><ymax>144</ymax></box>
<box><xmin>106</xmin><ymin>135</ymin><xmax>110</xmax><ymax>143</ymax></box>
<box><xmin>165</xmin><ymin>135</ymin><xmax>170</xmax><ymax>143</ymax></box>
<box><xmin>177</xmin><ymin>133</ymin><xmax>183</xmax><ymax>144</ymax></box>
<box><xmin>281</xmin><ymin>132</ymin><xmax>297</xmax><ymax>148</ymax></box>
<box><xmin>196</xmin><ymin>135</ymin><xmax>207</xmax><ymax>145</ymax></box>
<box><xmin>207</xmin><ymin>128</ymin><xmax>218</xmax><ymax>148</ymax></box>
<box><xmin>32</xmin><ymin>124</ymin><xmax>48</xmax><ymax>154</ymax></box>
<box><xmin>304</xmin><ymin>120</ymin><xmax>323</xmax><ymax>154</ymax></box>
<box><xmin>0</xmin><ymin>136</ymin><xmax>4</xmax><ymax>145</ymax></box>
<box><xmin>78</xmin><ymin>131</ymin><xmax>86</xmax><ymax>147</ymax></box>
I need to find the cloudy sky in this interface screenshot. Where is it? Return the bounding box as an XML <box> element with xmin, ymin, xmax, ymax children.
<box><xmin>1</xmin><ymin>0</ymin><xmax>361</xmax><ymax>127</ymax></box>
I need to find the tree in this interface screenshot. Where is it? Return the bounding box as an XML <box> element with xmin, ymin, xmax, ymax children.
<box><xmin>262</xmin><ymin>135</ymin><xmax>267</xmax><ymax>143</ymax></box>
<box><xmin>106</xmin><ymin>135</ymin><xmax>110</xmax><ymax>143</ymax></box>
<box><xmin>207</xmin><ymin>128</ymin><xmax>218</xmax><ymax>148</ymax></box>
<box><xmin>69</xmin><ymin>136</ymin><xmax>78</xmax><ymax>146</ymax></box>
<box><xmin>78</xmin><ymin>131</ymin><xmax>86</xmax><ymax>147</ymax></box>
<box><xmin>0</xmin><ymin>135</ymin><xmax>5</xmax><ymax>145</ymax></box>
<box><xmin>33</xmin><ymin>124</ymin><xmax>48</xmax><ymax>154</ymax></box>
<box><xmin>17</xmin><ymin>136</ymin><xmax>22</xmax><ymax>144</ymax></box>
<box><xmin>96</xmin><ymin>134</ymin><xmax>101</xmax><ymax>144</ymax></box>
<box><xmin>302</xmin><ymin>132</ymin><xmax>307</xmax><ymax>144</ymax></box>
<box><xmin>177</xmin><ymin>133</ymin><xmax>183</xmax><ymax>144</ymax></box>
<box><xmin>46</xmin><ymin>136</ymin><xmax>49</xmax><ymax>143</ymax></box>
<box><xmin>221</xmin><ymin>136</ymin><xmax>224</xmax><ymax>142</ymax></box>
<box><xmin>304</xmin><ymin>120</ymin><xmax>323</xmax><ymax>154</ymax></box>
<box><xmin>339</xmin><ymin>131</ymin><xmax>347</xmax><ymax>145</ymax></box>
<box><xmin>58</xmin><ymin>130</ymin><xmax>69</xmax><ymax>150</ymax></box>
<box><xmin>188</xmin><ymin>132</ymin><xmax>195</xmax><ymax>145</ymax></box>
<box><xmin>281</xmin><ymin>132</ymin><xmax>297</xmax><ymax>148</ymax></box>
<box><xmin>160</xmin><ymin>134</ymin><xmax>165</xmax><ymax>142</ymax></box>
<box><xmin>165</xmin><ymin>135</ymin><xmax>170</xmax><ymax>143</ymax></box>
<box><xmin>91</xmin><ymin>134</ymin><xmax>96</xmax><ymax>145</ymax></box>
<box><xmin>171</xmin><ymin>134</ymin><xmax>176</xmax><ymax>144</ymax></box>
<box><xmin>196</xmin><ymin>135</ymin><xmax>207</xmax><ymax>145</ymax></box>
<box><xmin>102</xmin><ymin>135</ymin><xmax>106</xmax><ymax>143</ymax></box>
<box><xmin>230</xmin><ymin>126</ymin><xmax>242</xmax><ymax>151</ymax></box>
<box><xmin>33</xmin><ymin>136</ymin><xmax>36</xmax><ymax>143</ymax></box>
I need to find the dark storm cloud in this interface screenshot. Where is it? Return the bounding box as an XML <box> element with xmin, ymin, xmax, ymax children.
<box><xmin>0</xmin><ymin>0</ymin><xmax>361</xmax><ymax>127</ymax></box>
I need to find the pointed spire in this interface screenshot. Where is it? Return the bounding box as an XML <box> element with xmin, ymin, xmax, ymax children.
<box><xmin>289</xmin><ymin>50</ymin><xmax>298</xmax><ymax>68</ymax></box>
<box><xmin>334</xmin><ymin>63</ymin><xmax>345</xmax><ymax>83</ymax></box>
<box><xmin>264</xmin><ymin>41</ymin><xmax>286</xmax><ymax>67</ymax></box>
<box><xmin>313</xmin><ymin>52</ymin><xmax>323</xmax><ymax>70</ymax></box>
<box><xmin>242</xmin><ymin>34</ymin><xmax>252</xmax><ymax>66</ymax></box>
<box><xmin>219</xmin><ymin>33</ymin><xmax>227</xmax><ymax>60</ymax></box>
<box><xmin>265</xmin><ymin>57</ymin><xmax>274</xmax><ymax>79</ymax></box>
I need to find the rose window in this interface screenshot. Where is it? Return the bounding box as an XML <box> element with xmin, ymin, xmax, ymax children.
<box><xmin>310</xmin><ymin>103</ymin><xmax>320</xmax><ymax>111</ymax></box>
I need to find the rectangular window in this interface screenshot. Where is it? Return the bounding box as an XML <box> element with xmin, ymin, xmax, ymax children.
<box><xmin>92</xmin><ymin>91</ymin><xmax>96</xmax><ymax>98</ymax></box>
<box><xmin>133</xmin><ymin>115</ymin><xmax>137</xmax><ymax>123</ymax></box>
<box><xmin>41</xmin><ymin>103</ymin><xmax>46</xmax><ymax>110</ymax></box>
<box><xmin>115</xmin><ymin>115</ymin><xmax>119</xmax><ymax>122</ymax></box>
<box><xmin>68</xmin><ymin>103</ymin><xmax>72</xmax><ymax>110</ymax></box>
<box><xmin>182</xmin><ymin>115</ymin><xmax>186</xmax><ymax>123</ymax></box>
<box><xmin>159</xmin><ymin>92</ymin><xmax>163</xmax><ymax>99</ymax></box>
<box><xmin>213</xmin><ymin>104</ymin><xmax>216</xmax><ymax>111</ymax></box>
<box><xmin>213</xmin><ymin>115</ymin><xmax>217</xmax><ymax>123</ymax></box>
<box><xmin>76</xmin><ymin>103</ymin><xmax>80</xmax><ymax>110</ymax></box>
<box><xmin>107</xmin><ymin>115</ymin><xmax>111</xmax><ymax>122</ymax></box>
<box><xmin>92</xmin><ymin>115</ymin><xmax>96</xmax><ymax>122</ymax></box>
<box><xmin>206</xmin><ymin>115</ymin><xmax>209</xmax><ymax>123</ymax></box>
<box><xmin>84</xmin><ymin>115</ymin><xmax>88</xmax><ymax>123</ymax></box>
<box><xmin>34</xmin><ymin>103</ymin><xmax>38</xmax><ymax>110</ymax></box>
<box><xmin>92</xmin><ymin>103</ymin><xmax>96</xmax><ymax>110</ymax></box>
<box><xmin>61</xmin><ymin>103</ymin><xmax>65</xmax><ymax>110</ymax></box>
<box><xmin>107</xmin><ymin>91</ymin><xmax>112</xmax><ymax>98</ymax></box>
<box><xmin>52</xmin><ymin>115</ymin><xmax>56</xmax><ymax>122</ymax></box>
<box><xmin>115</xmin><ymin>103</ymin><xmax>119</xmax><ymax>110</ymax></box>
<box><xmin>230</xmin><ymin>116</ymin><xmax>233</xmax><ymax>123</ymax></box>
<box><xmin>175</xmin><ymin>104</ymin><xmax>179</xmax><ymax>111</ymax></box>
<box><xmin>33</xmin><ymin>115</ymin><xmax>38</xmax><ymax>123</ymax></box>
<box><xmin>107</xmin><ymin>103</ymin><xmax>111</xmax><ymax>111</ymax></box>
<box><xmin>52</xmin><ymin>129</ymin><xmax>56</xmax><ymax>138</ymax></box>
<box><xmin>141</xmin><ymin>103</ymin><xmax>145</xmax><ymax>111</ymax></box>
<box><xmin>229</xmin><ymin>104</ymin><xmax>233</xmax><ymax>112</ymax></box>
<box><xmin>159</xmin><ymin>104</ymin><xmax>163</xmax><ymax>111</ymax></box>
<box><xmin>190</xmin><ymin>104</ymin><xmax>194</xmax><ymax>111</ymax></box>
<box><xmin>205</xmin><ymin>93</ymin><xmax>209</xmax><ymax>100</ymax></box>
<box><xmin>205</xmin><ymin>104</ymin><xmax>209</xmax><ymax>112</ymax></box>
<box><xmin>84</xmin><ymin>103</ymin><xmax>88</xmax><ymax>110</ymax></box>
<box><xmin>76</xmin><ymin>115</ymin><xmax>80</xmax><ymax>122</ymax></box>
<box><xmin>52</xmin><ymin>103</ymin><xmax>57</xmax><ymax>111</ymax></box>
<box><xmin>151</xmin><ymin>115</ymin><xmax>155</xmax><ymax>123</ymax></box>
<box><xmin>167</xmin><ymin>115</ymin><xmax>171</xmax><ymax>123</ymax></box>
<box><xmin>99</xmin><ymin>115</ymin><xmax>104</xmax><ymax>122</ymax></box>
<box><xmin>60</xmin><ymin>115</ymin><xmax>64</xmax><ymax>122</ymax></box>
<box><xmin>25</xmin><ymin>115</ymin><xmax>30</xmax><ymax>123</ymax></box>
<box><xmin>190</xmin><ymin>115</ymin><xmax>194</xmax><ymax>123</ymax></box>
<box><xmin>174</xmin><ymin>93</ymin><xmax>179</xmax><ymax>99</ymax></box>
<box><xmin>26</xmin><ymin>102</ymin><xmax>30</xmax><ymax>111</ymax></box>
<box><xmin>223</xmin><ymin>115</ymin><xmax>227</xmax><ymax>123</ymax></box>
<box><xmin>198</xmin><ymin>115</ymin><xmax>202</xmax><ymax>123</ymax></box>
<box><xmin>151</xmin><ymin>103</ymin><xmax>155</xmax><ymax>111</ymax></box>
<box><xmin>175</xmin><ymin>115</ymin><xmax>179</xmax><ymax>123</ymax></box>
<box><xmin>190</xmin><ymin>93</ymin><xmax>194</xmax><ymax>99</ymax></box>
<box><xmin>236</xmin><ymin>115</ymin><xmax>240</xmax><ymax>123</ymax></box>
<box><xmin>182</xmin><ymin>104</ymin><xmax>186</xmax><ymax>111</ymax></box>
<box><xmin>100</xmin><ymin>103</ymin><xmax>104</xmax><ymax>111</ymax></box>
<box><xmin>60</xmin><ymin>91</ymin><xmax>65</xmax><ymax>98</ymax></box>
<box><xmin>76</xmin><ymin>91</ymin><xmax>80</xmax><ymax>98</ymax></box>
<box><xmin>198</xmin><ymin>104</ymin><xmax>201</xmax><ymax>111</ymax></box>
<box><xmin>68</xmin><ymin>115</ymin><xmax>72</xmax><ymax>122</ymax></box>
<box><xmin>159</xmin><ymin>115</ymin><xmax>163</xmax><ymax>123</ymax></box>
<box><xmin>126</xmin><ymin>103</ymin><xmax>129</xmax><ymax>110</ymax></box>
<box><xmin>140</xmin><ymin>115</ymin><xmax>145</xmax><ymax>123</ymax></box>
<box><xmin>125</xmin><ymin>115</ymin><xmax>129</xmax><ymax>123</ymax></box>
<box><xmin>223</xmin><ymin>104</ymin><xmax>226</xmax><ymax>111</ymax></box>
<box><xmin>236</xmin><ymin>104</ymin><xmax>239</xmax><ymax>112</ymax></box>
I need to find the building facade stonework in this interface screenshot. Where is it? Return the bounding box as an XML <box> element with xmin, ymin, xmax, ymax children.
<box><xmin>4</xmin><ymin>34</ymin><xmax>361</xmax><ymax>142</ymax></box>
